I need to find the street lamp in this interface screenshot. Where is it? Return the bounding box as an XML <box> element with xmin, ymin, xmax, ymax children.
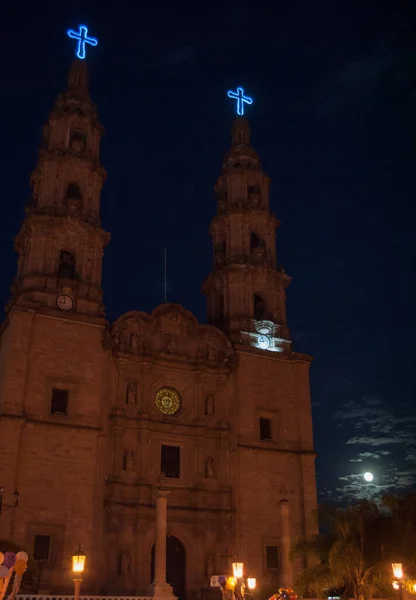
<box><xmin>392</xmin><ymin>564</ymin><xmax>403</xmax><ymax>580</ymax></box>
<box><xmin>226</xmin><ymin>561</ymin><xmax>256</xmax><ymax>600</ymax></box>
<box><xmin>232</xmin><ymin>561</ymin><xmax>244</xmax><ymax>579</ymax></box>
<box><xmin>247</xmin><ymin>577</ymin><xmax>256</xmax><ymax>590</ymax></box>
<box><xmin>391</xmin><ymin>563</ymin><xmax>403</xmax><ymax>600</ymax></box>
<box><xmin>72</xmin><ymin>545</ymin><xmax>86</xmax><ymax>600</ymax></box>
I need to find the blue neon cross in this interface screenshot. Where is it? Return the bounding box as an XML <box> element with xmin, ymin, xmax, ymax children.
<box><xmin>227</xmin><ymin>87</ymin><xmax>253</xmax><ymax>116</ymax></box>
<box><xmin>67</xmin><ymin>25</ymin><xmax>98</xmax><ymax>60</ymax></box>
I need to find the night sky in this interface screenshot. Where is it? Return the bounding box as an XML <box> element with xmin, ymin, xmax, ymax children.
<box><xmin>1</xmin><ymin>1</ymin><xmax>415</xmax><ymax>504</ymax></box>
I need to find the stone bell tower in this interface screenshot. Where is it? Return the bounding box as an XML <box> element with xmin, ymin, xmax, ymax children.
<box><xmin>8</xmin><ymin>60</ymin><xmax>110</xmax><ymax>318</ymax></box>
<box><xmin>202</xmin><ymin>117</ymin><xmax>292</xmax><ymax>352</ymax></box>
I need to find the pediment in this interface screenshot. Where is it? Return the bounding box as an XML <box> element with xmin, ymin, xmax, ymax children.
<box><xmin>108</xmin><ymin>303</ymin><xmax>234</xmax><ymax>369</ymax></box>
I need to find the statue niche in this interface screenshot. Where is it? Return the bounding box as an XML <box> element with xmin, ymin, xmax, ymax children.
<box><xmin>118</xmin><ymin>549</ymin><xmax>133</xmax><ymax>590</ymax></box>
<box><xmin>123</xmin><ymin>450</ymin><xmax>135</xmax><ymax>471</ymax></box>
<box><xmin>205</xmin><ymin>553</ymin><xmax>215</xmax><ymax>579</ymax></box>
<box><xmin>69</xmin><ymin>128</ymin><xmax>87</xmax><ymax>154</ymax></box>
<box><xmin>125</xmin><ymin>383</ymin><xmax>137</xmax><ymax>406</ymax></box>
<box><xmin>205</xmin><ymin>457</ymin><xmax>215</xmax><ymax>478</ymax></box>
<box><xmin>165</xmin><ymin>334</ymin><xmax>179</xmax><ymax>354</ymax></box>
<box><xmin>58</xmin><ymin>251</ymin><xmax>75</xmax><ymax>279</ymax></box>
<box><xmin>205</xmin><ymin>395</ymin><xmax>215</xmax><ymax>416</ymax></box>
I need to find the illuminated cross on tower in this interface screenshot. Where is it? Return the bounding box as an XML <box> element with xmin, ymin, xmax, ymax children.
<box><xmin>67</xmin><ymin>25</ymin><xmax>98</xmax><ymax>60</ymax></box>
<box><xmin>227</xmin><ymin>87</ymin><xmax>253</xmax><ymax>116</ymax></box>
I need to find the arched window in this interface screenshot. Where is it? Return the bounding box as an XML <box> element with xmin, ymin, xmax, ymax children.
<box><xmin>250</xmin><ymin>232</ymin><xmax>264</xmax><ymax>251</ymax></box>
<box><xmin>254</xmin><ymin>294</ymin><xmax>267</xmax><ymax>320</ymax></box>
<box><xmin>65</xmin><ymin>182</ymin><xmax>83</xmax><ymax>206</ymax></box>
<box><xmin>215</xmin><ymin>240</ymin><xmax>226</xmax><ymax>259</ymax></box>
<box><xmin>69</xmin><ymin>129</ymin><xmax>87</xmax><ymax>153</ymax></box>
<box><xmin>218</xmin><ymin>293</ymin><xmax>224</xmax><ymax>321</ymax></box>
<box><xmin>58</xmin><ymin>251</ymin><xmax>75</xmax><ymax>279</ymax></box>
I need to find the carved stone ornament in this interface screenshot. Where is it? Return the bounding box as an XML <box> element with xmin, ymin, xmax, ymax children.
<box><xmin>205</xmin><ymin>395</ymin><xmax>215</xmax><ymax>416</ymax></box>
<box><xmin>126</xmin><ymin>383</ymin><xmax>137</xmax><ymax>405</ymax></box>
<box><xmin>111</xmin><ymin>305</ymin><xmax>234</xmax><ymax>368</ymax></box>
<box><xmin>205</xmin><ymin>457</ymin><xmax>215</xmax><ymax>478</ymax></box>
<box><xmin>155</xmin><ymin>386</ymin><xmax>181</xmax><ymax>416</ymax></box>
<box><xmin>123</xmin><ymin>450</ymin><xmax>135</xmax><ymax>471</ymax></box>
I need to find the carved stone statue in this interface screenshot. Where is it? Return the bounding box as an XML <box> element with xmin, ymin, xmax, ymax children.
<box><xmin>123</xmin><ymin>451</ymin><xmax>134</xmax><ymax>471</ymax></box>
<box><xmin>205</xmin><ymin>553</ymin><xmax>215</xmax><ymax>579</ymax></box>
<box><xmin>131</xmin><ymin>333</ymin><xmax>139</xmax><ymax>350</ymax></box>
<box><xmin>207</xmin><ymin>346</ymin><xmax>216</xmax><ymax>362</ymax></box>
<box><xmin>118</xmin><ymin>550</ymin><xmax>131</xmax><ymax>585</ymax></box>
<box><xmin>126</xmin><ymin>383</ymin><xmax>137</xmax><ymax>405</ymax></box>
<box><xmin>205</xmin><ymin>395</ymin><xmax>215</xmax><ymax>416</ymax></box>
<box><xmin>205</xmin><ymin>457</ymin><xmax>215</xmax><ymax>478</ymax></box>
<box><xmin>138</xmin><ymin>336</ymin><xmax>146</xmax><ymax>355</ymax></box>
<box><xmin>166</xmin><ymin>335</ymin><xmax>178</xmax><ymax>354</ymax></box>
<box><xmin>220</xmin><ymin>350</ymin><xmax>231</xmax><ymax>364</ymax></box>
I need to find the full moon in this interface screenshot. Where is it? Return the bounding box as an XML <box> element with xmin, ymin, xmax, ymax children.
<box><xmin>364</xmin><ymin>472</ymin><xmax>374</xmax><ymax>482</ymax></box>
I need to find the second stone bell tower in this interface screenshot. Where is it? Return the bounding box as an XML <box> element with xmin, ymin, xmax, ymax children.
<box><xmin>8</xmin><ymin>60</ymin><xmax>110</xmax><ymax>319</ymax></box>
<box><xmin>203</xmin><ymin>117</ymin><xmax>292</xmax><ymax>352</ymax></box>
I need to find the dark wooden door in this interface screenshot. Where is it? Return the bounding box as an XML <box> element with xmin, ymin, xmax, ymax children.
<box><xmin>151</xmin><ymin>536</ymin><xmax>186</xmax><ymax>600</ymax></box>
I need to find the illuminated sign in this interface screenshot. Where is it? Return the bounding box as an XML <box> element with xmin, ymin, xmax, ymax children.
<box><xmin>67</xmin><ymin>25</ymin><xmax>98</xmax><ymax>60</ymax></box>
<box><xmin>227</xmin><ymin>87</ymin><xmax>253</xmax><ymax>116</ymax></box>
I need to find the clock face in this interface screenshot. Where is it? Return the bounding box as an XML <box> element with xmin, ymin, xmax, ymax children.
<box><xmin>258</xmin><ymin>335</ymin><xmax>271</xmax><ymax>350</ymax></box>
<box><xmin>155</xmin><ymin>387</ymin><xmax>181</xmax><ymax>416</ymax></box>
<box><xmin>57</xmin><ymin>294</ymin><xmax>74</xmax><ymax>311</ymax></box>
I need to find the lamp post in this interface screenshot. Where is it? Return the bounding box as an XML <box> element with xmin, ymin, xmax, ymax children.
<box><xmin>72</xmin><ymin>546</ymin><xmax>86</xmax><ymax>600</ymax></box>
<box><xmin>229</xmin><ymin>560</ymin><xmax>256</xmax><ymax>600</ymax></box>
<box><xmin>392</xmin><ymin>563</ymin><xmax>404</xmax><ymax>600</ymax></box>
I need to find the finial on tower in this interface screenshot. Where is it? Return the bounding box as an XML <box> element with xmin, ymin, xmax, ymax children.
<box><xmin>231</xmin><ymin>116</ymin><xmax>251</xmax><ymax>145</ymax></box>
<box><xmin>67</xmin><ymin>24</ymin><xmax>98</xmax><ymax>60</ymax></box>
<box><xmin>67</xmin><ymin>59</ymin><xmax>90</xmax><ymax>91</ymax></box>
<box><xmin>227</xmin><ymin>86</ymin><xmax>253</xmax><ymax>116</ymax></box>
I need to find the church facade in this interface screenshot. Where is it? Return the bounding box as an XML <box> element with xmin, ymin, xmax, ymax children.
<box><xmin>0</xmin><ymin>61</ymin><xmax>317</xmax><ymax>599</ymax></box>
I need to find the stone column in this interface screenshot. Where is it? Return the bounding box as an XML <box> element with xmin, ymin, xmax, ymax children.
<box><xmin>148</xmin><ymin>489</ymin><xmax>176</xmax><ymax>600</ymax></box>
<box><xmin>279</xmin><ymin>499</ymin><xmax>293</xmax><ymax>588</ymax></box>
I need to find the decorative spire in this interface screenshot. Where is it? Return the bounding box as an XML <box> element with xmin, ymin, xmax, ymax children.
<box><xmin>223</xmin><ymin>117</ymin><xmax>260</xmax><ymax>172</ymax></box>
<box><xmin>50</xmin><ymin>60</ymin><xmax>98</xmax><ymax>122</ymax></box>
<box><xmin>231</xmin><ymin>116</ymin><xmax>250</xmax><ymax>146</ymax></box>
<box><xmin>67</xmin><ymin>59</ymin><xmax>90</xmax><ymax>91</ymax></box>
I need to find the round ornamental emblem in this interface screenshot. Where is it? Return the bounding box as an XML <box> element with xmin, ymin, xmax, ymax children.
<box><xmin>155</xmin><ymin>387</ymin><xmax>181</xmax><ymax>416</ymax></box>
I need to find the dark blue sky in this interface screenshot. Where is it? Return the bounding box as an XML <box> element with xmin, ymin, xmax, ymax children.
<box><xmin>1</xmin><ymin>0</ymin><xmax>415</xmax><ymax>503</ymax></box>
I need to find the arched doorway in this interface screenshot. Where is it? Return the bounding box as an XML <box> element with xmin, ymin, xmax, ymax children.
<box><xmin>151</xmin><ymin>536</ymin><xmax>186</xmax><ymax>600</ymax></box>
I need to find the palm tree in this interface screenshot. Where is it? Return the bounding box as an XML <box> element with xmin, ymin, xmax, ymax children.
<box><xmin>291</xmin><ymin>502</ymin><xmax>392</xmax><ymax>600</ymax></box>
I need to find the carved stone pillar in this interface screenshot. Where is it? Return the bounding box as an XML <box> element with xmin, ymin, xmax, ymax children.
<box><xmin>279</xmin><ymin>499</ymin><xmax>293</xmax><ymax>588</ymax></box>
<box><xmin>148</xmin><ymin>489</ymin><xmax>176</xmax><ymax>600</ymax></box>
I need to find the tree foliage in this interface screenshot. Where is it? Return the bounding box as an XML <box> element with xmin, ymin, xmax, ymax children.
<box><xmin>291</xmin><ymin>495</ymin><xmax>416</xmax><ymax>599</ymax></box>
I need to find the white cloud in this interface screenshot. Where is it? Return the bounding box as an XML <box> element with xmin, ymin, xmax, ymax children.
<box><xmin>321</xmin><ymin>394</ymin><xmax>416</xmax><ymax>503</ymax></box>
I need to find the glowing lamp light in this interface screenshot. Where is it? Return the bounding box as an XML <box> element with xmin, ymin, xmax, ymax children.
<box><xmin>413</xmin><ymin>583</ymin><xmax>416</xmax><ymax>593</ymax></box>
<box><xmin>72</xmin><ymin>546</ymin><xmax>87</xmax><ymax>574</ymax></box>
<box><xmin>392</xmin><ymin>563</ymin><xmax>403</xmax><ymax>579</ymax></box>
<box><xmin>67</xmin><ymin>25</ymin><xmax>98</xmax><ymax>60</ymax></box>
<box><xmin>247</xmin><ymin>577</ymin><xmax>256</xmax><ymax>590</ymax></box>
<box><xmin>232</xmin><ymin>561</ymin><xmax>243</xmax><ymax>578</ymax></box>
<box><xmin>227</xmin><ymin>87</ymin><xmax>253</xmax><ymax>116</ymax></box>
<box><xmin>392</xmin><ymin>581</ymin><xmax>400</xmax><ymax>590</ymax></box>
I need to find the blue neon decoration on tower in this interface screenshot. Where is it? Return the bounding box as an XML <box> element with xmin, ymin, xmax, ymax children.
<box><xmin>227</xmin><ymin>87</ymin><xmax>253</xmax><ymax>116</ymax></box>
<box><xmin>67</xmin><ymin>25</ymin><xmax>98</xmax><ymax>60</ymax></box>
